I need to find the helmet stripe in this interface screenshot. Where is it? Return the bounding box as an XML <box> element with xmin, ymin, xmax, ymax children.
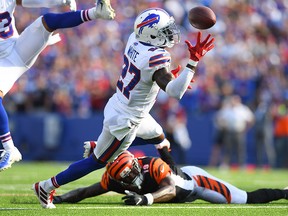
<box><xmin>107</xmin><ymin>152</ymin><xmax>134</xmax><ymax>180</ymax></box>
<box><xmin>136</xmin><ymin>17</ymin><xmax>158</xmax><ymax>28</ymax></box>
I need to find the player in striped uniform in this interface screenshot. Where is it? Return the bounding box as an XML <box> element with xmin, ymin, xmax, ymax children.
<box><xmin>32</xmin><ymin>8</ymin><xmax>214</xmax><ymax>208</ymax></box>
<box><xmin>53</xmin><ymin>150</ymin><xmax>288</xmax><ymax>205</ymax></box>
<box><xmin>0</xmin><ymin>0</ymin><xmax>115</xmax><ymax>172</ymax></box>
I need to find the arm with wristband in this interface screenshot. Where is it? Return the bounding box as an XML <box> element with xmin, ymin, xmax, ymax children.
<box><xmin>165</xmin><ymin>32</ymin><xmax>215</xmax><ymax>99</ymax></box>
<box><xmin>122</xmin><ymin>158</ymin><xmax>176</xmax><ymax>206</ymax></box>
<box><xmin>122</xmin><ymin>176</ymin><xmax>176</xmax><ymax>205</ymax></box>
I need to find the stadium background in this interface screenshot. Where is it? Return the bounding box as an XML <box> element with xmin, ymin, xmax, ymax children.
<box><xmin>6</xmin><ymin>0</ymin><xmax>288</xmax><ymax>166</ymax></box>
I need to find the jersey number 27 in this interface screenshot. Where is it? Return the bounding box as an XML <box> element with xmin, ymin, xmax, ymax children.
<box><xmin>117</xmin><ymin>55</ymin><xmax>141</xmax><ymax>99</ymax></box>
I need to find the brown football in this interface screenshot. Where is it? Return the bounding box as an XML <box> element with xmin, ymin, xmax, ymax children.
<box><xmin>188</xmin><ymin>6</ymin><xmax>216</xmax><ymax>30</ymax></box>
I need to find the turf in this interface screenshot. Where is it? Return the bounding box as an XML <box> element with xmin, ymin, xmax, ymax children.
<box><xmin>0</xmin><ymin>162</ymin><xmax>287</xmax><ymax>216</ymax></box>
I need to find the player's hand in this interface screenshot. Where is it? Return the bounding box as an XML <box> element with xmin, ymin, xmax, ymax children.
<box><xmin>122</xmin><ymin>190</ymin><xmax>148</xmax><ymax>205</ymax></box>
<box><xmin>185</xmin><ymin>32</ymin><xmax>215</xmax><ymax>62</ymax></box>
<box><xmin>171</xmin><ymin>65</ymin><xmax>181</xmax><ymax>77</ymax></box>
<box><xmin>83</xmin><ymin>141</ymin><xmax>96</xmax><ymax>158</ymax></box>
<box><xmin>63</xmin><ymin>0</ymin><xmax>77</xmax><ymax>11</ymax></box>
<box><xmin>171</xmin><ymin>65</ymin><xmax>194</xmax><ymax>89</ymax></box>
<box><xmin>52</xmin><ymin>196</ymin><xmax>63</xmax><ymax>204</ymax></box>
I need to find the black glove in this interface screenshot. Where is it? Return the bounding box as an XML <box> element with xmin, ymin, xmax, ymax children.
<box><xmin>53</xmin><ymin>196</ymin><xmax>62</xmax><ymax>204</ymax></box>
<box><xmin>122</xmin><ymin>190</ymin><xmax>148</xmax><ymax>205</ymax></box>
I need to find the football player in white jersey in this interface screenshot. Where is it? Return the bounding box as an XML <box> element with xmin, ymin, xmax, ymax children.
<box><xmin>0</xmin><ymin>0</ymin><xmax>115</xmax><ymax>171</ymax></box>
<box><xmin>32</xmin><ymin>8</ymin><xmax>215</xmax><ymax>209</ymax></box>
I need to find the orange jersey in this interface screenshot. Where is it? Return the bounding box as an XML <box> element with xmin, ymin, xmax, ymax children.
<box><xmin>100</xmin><ymin>156</ymin><xmax>171</xmax><ymax>195</ymax></box>
<box><xmin>99</xmin><ymin>159</ymin><xmax>248</xmax><ymax>204</ymax></box>
<box><xmin>99</xmin><ymin>156</ymin><xmax>239</xmax><ymax>204</ymax></box>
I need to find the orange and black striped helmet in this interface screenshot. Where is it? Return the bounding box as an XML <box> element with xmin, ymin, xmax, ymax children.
<box><xmin>106</xmin><ymin>151</ymin><xmax>143</xmax><ymax>188</ymax></box>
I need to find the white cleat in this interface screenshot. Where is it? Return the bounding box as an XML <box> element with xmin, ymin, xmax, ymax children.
<box><xmin>95</xmin><ymin>0</ymin><xmax>116</xmax><ymax>20</ymax></box>
<box><xmin>32</xmin><ymin>181</ymin><xmax>56</xmax><ymax>209</ymax></box>
<box><xmin>64</xmin><ymin>0</ymin><xmax>77</xmax><ymax>11</ymax></box>
<box><xmin>0</xmin><ymin>147</ymin><xmax>22</xmax><ymax>172</ymax></box>
<box><xmin>83</xmin><ymin>141</ymin><xmax>97</xmax><ymax>158</ymax></box>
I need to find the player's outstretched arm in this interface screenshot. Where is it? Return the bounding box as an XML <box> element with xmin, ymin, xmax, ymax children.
<box><xmin>53</xmin><ymin>182</ymin><xmax>108</xmax><ymax>204</ymax></box>
<box><xmin>185</xmin><ymin>32</ymin><xmax>215</xmax><ymax>66</ymax></box>
<box><xmin>17</xmin><ymin>0</ymin><xmax>77</xmax><ymax>11</ymax></box>
<box><xmin>122</xmin><ymin>176</ymin><xmax>176</xmax><ymax>205</ymax></box>
<box><xmin>155</xmin><ymin>32</ymin><xmax>215</xmax><ymax>100</ymax></box>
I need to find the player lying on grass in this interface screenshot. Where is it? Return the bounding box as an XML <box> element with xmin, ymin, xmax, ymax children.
<box><xmin>53</xmin><ymin>147</ymin><xmax>288</xmax><ymax>205</ymax></box>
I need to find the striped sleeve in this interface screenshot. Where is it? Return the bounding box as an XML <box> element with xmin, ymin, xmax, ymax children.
<box><xmin>149</xmin><ymin>51</ymin><xmax>171</xmax><ymax>68</ymax></box>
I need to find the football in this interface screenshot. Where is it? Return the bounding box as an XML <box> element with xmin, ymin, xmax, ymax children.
<box><xmin>188</xmin><ymin>6</ymin><xmax>216</xmax><ymax>29</ymax></box>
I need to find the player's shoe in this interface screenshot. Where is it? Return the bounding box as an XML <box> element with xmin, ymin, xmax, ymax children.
<box><xmin>64</xmin><ymin>0</ymin><xmax>77</xmax><ymax>11</ymax></box>
<box><xmin>32</xmin><ymin>181</ymin><xmax>56</xmax><ymax>209</ymax></box>
<box><xmin>0</xmin><ymin>147</ymin><xmax>22</xmax><ymax>172</ymax></box>
<box><xmin>95</xmin><ymin>0</ymin><xmax>115</xmax><ymax>20</ymax></box>
<box><xmin>83</xmin><ymin>141</ymin><xmax>97</xmax><ymax>158</ymax></box>
<box><xmin>284</xmin><ymin>187</ymin><xmax>288</xmax><ymax>200</ymax></box>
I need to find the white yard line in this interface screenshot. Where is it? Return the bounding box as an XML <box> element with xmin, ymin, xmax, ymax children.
<box><xmin>1</xmin><ymin>206</ymin><xmax>287</xmax><ymax>210</ymax></box>
<box><xmin>66</xmin><ymin>206</ymin><xmax>287</xmax><ymax>209</ymax></box>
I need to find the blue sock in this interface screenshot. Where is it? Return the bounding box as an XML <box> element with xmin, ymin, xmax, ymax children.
<box><xmin>55</xmin><ymin>155</ymin><xmax>105</xmax><ymax>186</ymax></box>
<box><xmin>0</xmin><ymin>98</ymin><xmax>9</xmax><ymax>135</ymax></box>
<box><xmin>43</xmin><ymin>11</ymin><xmax>84</xmax><ymax>30</ymax></box>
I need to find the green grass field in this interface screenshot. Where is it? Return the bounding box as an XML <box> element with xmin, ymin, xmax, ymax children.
<box><xmin>0</xmin><ymin>162</ymin><xmax>287</xmax><ymax>216</ymax></box>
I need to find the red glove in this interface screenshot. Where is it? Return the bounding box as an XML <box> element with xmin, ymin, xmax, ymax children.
<box><xmin>171</xmin><ymin>65</ymin><xmax>194</xmax><ymax>89</ymax></box>
<box><xmin>185</xmin><ymin>32</ymin><xmax>215</xmax><ymax>62</ymax></box>
<box><xmin>171</xmin><ymin>65</ymin><xmax>181</xmax><ymax>77</ymax></box>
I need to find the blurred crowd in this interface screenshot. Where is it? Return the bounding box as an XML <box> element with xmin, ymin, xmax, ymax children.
<box><xmin>5</xmin><ymin>0</ymin><xmax>288</xmax><ymax>167</ymax></box>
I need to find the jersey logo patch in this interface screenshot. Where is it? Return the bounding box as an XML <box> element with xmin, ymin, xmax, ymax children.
<box><xmin>160</xmin><ymin>165</ymin><xmax>165</xmax><ymax>173</ymax></box>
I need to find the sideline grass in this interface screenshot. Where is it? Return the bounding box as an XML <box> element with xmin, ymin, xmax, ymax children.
<box><xmin>0</xmin><ymin>162</ymin><xmax>287</xmax><ymax>216</ymax></box>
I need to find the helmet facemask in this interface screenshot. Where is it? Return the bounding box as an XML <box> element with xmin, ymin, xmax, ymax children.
<box><xmin>118</xmin><ymin>158</ymin><xmax>143</xmax><ymax>189</ymax></box>
<box><xmin>156</xmin><ymin>18</ymin><xmax>180</xmax><ymax>48</ymax></box>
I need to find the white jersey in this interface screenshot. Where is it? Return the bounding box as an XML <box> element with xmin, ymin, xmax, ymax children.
<box><xmin>0</xmin><ymin>0</ymin><xmax>19</xmax><ymax>58</ymax></box>
<box><xmin>115</xmin><ymin>32</ymin><xmax>171</xmax><ymax>119</ymax></box>
<box><xmin>95</xmin><ymin>33</ymin><xmax>170</xmax><ymax>160</ymax></box>
<box><xmin>0</xmin><ymin>2</ymin><xmax>54</xmax><ymax>96</ymax></box>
